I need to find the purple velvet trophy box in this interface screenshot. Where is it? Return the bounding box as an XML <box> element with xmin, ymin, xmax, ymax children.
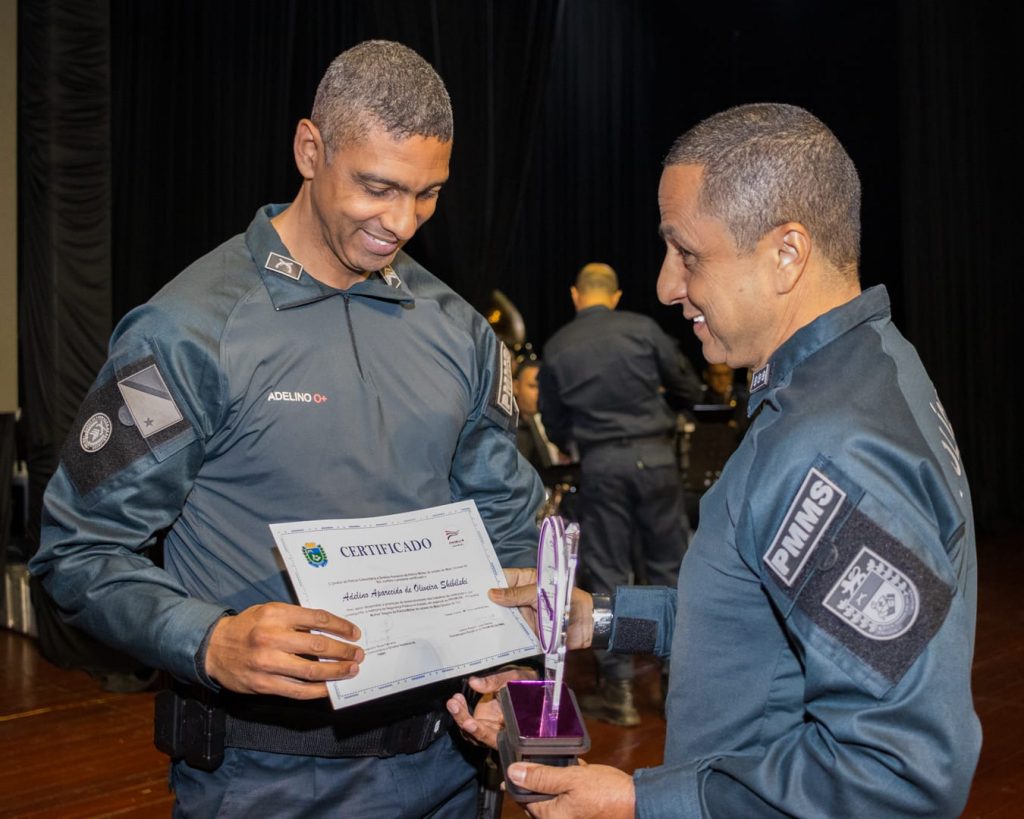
<box><xmin>496</xmin><ymin>517</ymin><xmax>591</xmax><ymax>803</ymax></box>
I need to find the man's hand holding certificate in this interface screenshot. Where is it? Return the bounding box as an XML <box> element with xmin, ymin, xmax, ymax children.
<box><xmin>271</xmin><ymin>501</ymin><xmax>540</xmax><ymax>709</ymax></box>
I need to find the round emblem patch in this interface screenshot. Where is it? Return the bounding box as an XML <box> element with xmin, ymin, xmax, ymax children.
<box><xmin>823</xmin><ymin>546</ymin><xmax>920</xmax><ymax>640</ymax></box>
<box><xmin>80</xmin><ymin>412</ymin><xmax>113</xmax><ymax>453</ymax></box>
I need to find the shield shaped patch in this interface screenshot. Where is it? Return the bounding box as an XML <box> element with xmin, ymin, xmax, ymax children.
<box><xmin>823</xmin><ymin>546</ymin><xmax>919</xmax><ymax>640</ymax></box>
<box><xmin>302</xmin><ymin>543</ymin><xmax>328</xmax><ymax>568</ymax></box>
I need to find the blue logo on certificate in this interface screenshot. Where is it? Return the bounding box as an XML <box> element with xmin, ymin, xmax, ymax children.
<box><xmin>302</xmin><ymin>543</ymin><xmax>328</xmax><ymax>568</ymax></box>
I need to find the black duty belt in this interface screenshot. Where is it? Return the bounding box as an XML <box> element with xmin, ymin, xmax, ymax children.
<box><xmin>581</xmin><ymin>432</ymin><xmax>673</xmax><ymax>453</ymax></box>
<box><xmin>155</xmin><ymin>677</ymin><xmax>462</xmax><ymax>768</ymax></box>
<box><xmin>223</xmin><ymin>696</ymin><xmax>453</xmax><ymax>758</ymax></box>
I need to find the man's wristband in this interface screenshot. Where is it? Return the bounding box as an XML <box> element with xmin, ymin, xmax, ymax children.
<box><xmin>591</xmin><ymin>592</ymin><xmax>613</xmax><ymax>650</ymax></box>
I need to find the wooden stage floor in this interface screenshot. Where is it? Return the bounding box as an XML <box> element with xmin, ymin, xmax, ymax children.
<box><xmin>1</xmin><ymin>528</ymin><xmax>1021</xmax><ymax>818</ymax></box>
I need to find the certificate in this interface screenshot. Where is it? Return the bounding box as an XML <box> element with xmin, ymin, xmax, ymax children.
<box><xmin>270</xmin><ymin>501</ymin><xmax>541</xmax><ymax>709</ymax></box>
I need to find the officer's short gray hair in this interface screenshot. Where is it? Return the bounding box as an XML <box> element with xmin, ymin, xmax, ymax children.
<box><xmin>665</xmin><ymin>103</ymin><xmax>861</xmax><ymax>274</ymax></box>
<box><xmin>311</xmin><ymin>40</ymin><xmax>453</xmax><ymax>156</ymax></box>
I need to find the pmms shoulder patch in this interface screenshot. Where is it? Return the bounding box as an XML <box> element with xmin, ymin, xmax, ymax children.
<box><xmin>764</xmin><ymin>467</ymin><xmax>846</xmax><ymax>587</ymax></box>
<box><xmin>486</xmin><ymin>342</ymin><xmax>518</xmax><ymax>433</ymax></box>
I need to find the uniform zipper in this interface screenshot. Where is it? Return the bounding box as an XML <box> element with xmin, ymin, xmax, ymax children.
<box><xmin>342</xmin><ymin>294</ymin><xmax>365</xmax><ymax>379</ymax></box>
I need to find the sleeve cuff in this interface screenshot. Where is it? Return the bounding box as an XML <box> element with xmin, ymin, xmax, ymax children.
<box><xmin>609</xmin><ymin>585</ymin><xmax>677</xmax><ymax>657</ymax></box>
<box><xmin>192</xmin><ymin>610</ymin><xmax>236</xmax><ymax>690</ymax></box>
<box><xmin>634</xmin><ymin>763</ymin><xmax>704</xmax><ymax>819</ymax></box>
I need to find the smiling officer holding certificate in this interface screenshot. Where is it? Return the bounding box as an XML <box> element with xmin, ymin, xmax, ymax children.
<box><xmin>31</xmin><ymin>40</ymin><xmax>544</xmax><ymax>818</ymax></box>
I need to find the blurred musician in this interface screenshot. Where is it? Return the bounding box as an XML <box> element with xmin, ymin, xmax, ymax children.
<box><xmin>513</xmin><ymin>353</ymin><xmax>560</xmax><ymax>471</ymax></box>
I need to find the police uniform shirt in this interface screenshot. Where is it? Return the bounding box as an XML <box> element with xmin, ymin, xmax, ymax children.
<box><xmin>31</xmin><ymin>204</ymin><xmax>544</xmax><ymax>684</ymax></box>
<box><xmin>538</xmin><ymin>305</ymin><xmax>701</xmax><ymax>451</ymax></box>
<box><xmin>608</xmin><ymin>286</ymin><xmax>980</xmax><ymax>817</ymax></box>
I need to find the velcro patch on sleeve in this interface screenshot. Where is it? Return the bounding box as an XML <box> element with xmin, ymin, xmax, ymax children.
<box><xmin>612</xmin><ymin>617</ymin><xmax>658</xmax><ymax>654</ymax></box>
<box><xmin>794</xmin><ymin>507</ymin><xmax>954</xmax><ymax>687</ymax></box>
<box><xmin>485</xmin><ymin>341</ymin><xmax>519</xmax><ymax>433</ymax></box>
<box><xmin>61</xmin><ymin>356</ymin><xmax>193</xmax><ymax>496</ymax></box>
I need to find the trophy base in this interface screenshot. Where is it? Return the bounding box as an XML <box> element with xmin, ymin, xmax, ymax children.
<box><xmin>496</xmin><ymin>680</ymin><xmax>591</xmax><ymax>804</ymax></box>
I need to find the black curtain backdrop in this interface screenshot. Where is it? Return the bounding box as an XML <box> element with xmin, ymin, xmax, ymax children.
<box><xmin>17</xmin><ymin>0</ymin><xmax>1021</xmax><ymax>604</ymax></box>
<box><xmin>19</xmin><ymin>0</ymin><xmax>112</xmax><ymax>550</ymax></box>
<box><xmin>502</xmin><ymin>0</ymin><xmax>904</xmax><ymax>364</ymax></box>
<box><xmin>899</xmin><ymin>1</ymin><xmax>1023</xmax><ymax>530</ymax></box>
<box><xmin>17</xmin><ymin>0</ymin><xmax>150</xmax><ymax>672</ymax></box>
<box><xmin>109</xmin><ymin>0</ymin><xmax>564</xmax><ymax>318</ymax></box>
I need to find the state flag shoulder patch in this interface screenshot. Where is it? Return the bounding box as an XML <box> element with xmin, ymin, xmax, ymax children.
<box><xmin>117</xmin><ymin>363</ymin><xmax>184</xmax><ymax>438</ymax></box>
<box><xmin>62</xmin><ymin>355</ymin><xmax>195</xmax><ymax>497</ymax></box>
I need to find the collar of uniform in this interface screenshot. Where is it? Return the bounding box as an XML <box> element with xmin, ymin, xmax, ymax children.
<box><xmin>246</xmin><ymin>204</ymin><xmax>414</xmax><ymax>310</ymax></box>
<box><xmin>575</xmin><ymin>305</ymin><xmax>613</xmax><ymax>319</ymax></box>
<box><xmin>346</xmin><ymin>262</ymin><xmax>415</xmax><ymax>304</ymax></box>
<box><xmin>746</xmin><ymin>284</ymin><xmax>891</xmax><ymax>416</ymax></box>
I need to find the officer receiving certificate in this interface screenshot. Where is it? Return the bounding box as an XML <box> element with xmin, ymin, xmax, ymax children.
<box><xmin>271</xmin><ymin>501</ymin><xmax>540</xmax><ymax>709</ymax></box>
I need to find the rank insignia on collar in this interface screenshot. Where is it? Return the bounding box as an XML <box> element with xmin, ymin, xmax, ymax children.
<box><xmin>750</xmin><ymin>363</ymin><xmax>771</xmax><ymax>393</ymax></box>
<box><xmin>265</xmin><ymin>251</ymin><xmax>303</xmax><ymax>281</ymax></box>
<box><xmin>381</xmin><ymin>265</ymin><xmax>402</xmax><ymax>288</ymax></box>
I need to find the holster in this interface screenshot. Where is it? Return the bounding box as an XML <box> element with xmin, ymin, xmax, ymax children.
<box><xmin>154</xmin><ymin>686</ymin><xmax>225</xmax><ymax>771</ymax></box>
<box><xmin>153</xmin><ymin>676</ymin><xmax>464</xmax><ymax>771</ymax></box>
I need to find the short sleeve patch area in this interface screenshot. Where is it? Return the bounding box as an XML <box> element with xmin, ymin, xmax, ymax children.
<box><xmin>61</xmin><ymin>355</ymin><xmax>194</xmax><ymax>496</ymax></box>
<box><xmin>795</xmin><ymin>507</ymin><xmax>954</xmax><ymax>688</ymax></box>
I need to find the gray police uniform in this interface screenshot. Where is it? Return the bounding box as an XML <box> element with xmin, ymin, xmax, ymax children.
<box><xmin>600</xmin><ymin>287</ymin><xmax>980</xmax><ymax>817</ymax></box>
<box><xmin>539</xmin><ymin>305</ymin><xmax>700</xmax><ymax>682</ymax></box>
<box><xmin>31</xmin><ymin>204</ymin><xmax>544</xmax><ymax>817</ymax></box>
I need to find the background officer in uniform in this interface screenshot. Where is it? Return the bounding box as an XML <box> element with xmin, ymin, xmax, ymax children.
<box><xmin>31</xmin><ymin>40</ymin><xmax>543</xmax><ymax>817</ymax></box>
<box><xmin>451</xmin><ymin>104</ymin><xmax>980</xmax><ymax>818</ymax></box>
<box><xmin>538</xmin><ymin>262</ymin><xmax>701</xmax><ymax>726</ymax></box>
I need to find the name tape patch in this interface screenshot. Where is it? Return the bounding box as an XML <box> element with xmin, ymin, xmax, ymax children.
<box><xmin>265</xmin><ymin>251</ymin><xmax>303</xmax><ymax>281</ymax></box>
<box><xmin>764</xmin><ymin>467</ymin><xmax>846</xmax><ymax>587</ymax></box>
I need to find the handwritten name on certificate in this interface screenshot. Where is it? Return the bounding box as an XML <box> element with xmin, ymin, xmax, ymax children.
<box><xmin>271</xmin><ymin>501</ymin><xmax>541</xmax><ymax>709</ymax></box>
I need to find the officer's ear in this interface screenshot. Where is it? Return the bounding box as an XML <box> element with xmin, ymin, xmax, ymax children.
<box><xmin>293</xmin><ymin>118</ymin><xmax>324</xmax><ymax>181</ymax></box>
<box><xmin>770</xmin><ymin>222</ymin><xmax>812</xmax><ymax>294</ymax></box>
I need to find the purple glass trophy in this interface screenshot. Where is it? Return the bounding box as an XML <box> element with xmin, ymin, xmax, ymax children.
<box><xmin>497</xmin><ymin>516</ymin><xmax>591</xmax><ymax>803</ymax></box>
